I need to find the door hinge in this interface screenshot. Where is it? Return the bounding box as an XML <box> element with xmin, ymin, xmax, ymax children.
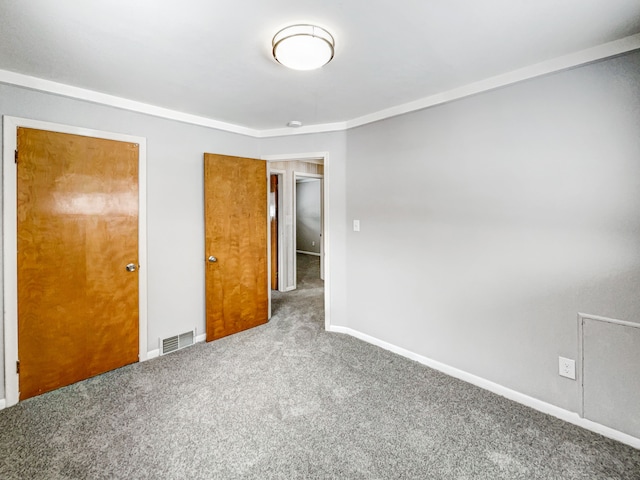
<box><xmin>16</xmin><ymin>361</ymin><xmax>20</xmax><ymax>374</ymax></box>
<box><xmin>15</xmin><ymin>150</ymin><xmax>18</xmax><ymax>163</ymax></box>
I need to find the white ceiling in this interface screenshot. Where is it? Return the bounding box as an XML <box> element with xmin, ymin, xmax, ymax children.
<box><xmin>1</xmin><ymin>0</ymin><xmax>639</xmax><ymax>132</ymax></box>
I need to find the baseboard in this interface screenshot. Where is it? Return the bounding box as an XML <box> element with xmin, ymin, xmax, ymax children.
<box><xmin>327</xmin><ymin>326</ymin><xmax>640</xmax><ymax>450</ymax></box>
<box><xmin>0</xmin><ymin>398</ymin><xmax>6</xmax><ymax>410</ymax></box>
<box><xmin>147</xmin><ymin>333</ymin><xmax>207</xmax><ymax>360</ymax></box>
<box><xmin>296</xmin><ymin>250</ymin><xmax>321</xmax><ymax>257</ymax></box>
<box><xmin>146</xmin><ymin>349</ymin><xmax>160</xmax><ymax>360</ymax></box>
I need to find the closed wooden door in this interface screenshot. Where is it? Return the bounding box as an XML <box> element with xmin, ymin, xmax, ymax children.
<box><xmin>17</xmin><ymin>127</ymin><xmax>139</xmax><ymax>400</ymax></box>
<box><xmin>204</xmin><ymin>153</ymin><xmax>268</xmax><ymax>341</ymax></box>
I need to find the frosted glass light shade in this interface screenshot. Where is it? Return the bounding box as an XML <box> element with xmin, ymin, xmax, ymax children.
<box><xmin>272</xmin><ymin>25</ymin><xmax>335</xmax><ymax>71</ymax></box>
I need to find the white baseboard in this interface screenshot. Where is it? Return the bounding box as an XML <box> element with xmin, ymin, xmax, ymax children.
<box><xmin>327</xmin><ymin>325</ymin><xmax>640</xmax><ymax>450</ymax></box>
<box><xmin>147</xmin><ymin>333</ymin><xmax>207</xmax><ymax>360</ymax></box>
<box><xmin>296</xmin><ymin>250</ymin><xmax>321</xmax><ymax>256</ymax></box>
<box><xmin>146</xmin><ymin>349</ymin><xmax>160</xmax><ymax>360</ymax></box>
<box><xmin>0</xmin><ymin>398</ymin><xmax>5</xmax><ymax>410</ymax></box>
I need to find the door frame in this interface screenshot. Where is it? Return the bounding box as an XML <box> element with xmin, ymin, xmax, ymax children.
<box><xmin>263</xmin><ymin>152</ymin><xmax>330</xmax><ymax>331</ymax></box>
<box><xmin>269</xmin><ymin>170</ymin><xmax>286</xmax><ymax>292</ymax></box>
<box><xmin>293</xmin><ymin>173</ymin><xmax>324</xmax><ymax>285</ymax></box>
<box><xmin>2</xmin><ymin>116</ymin><xmax>148</xmax><ymax>407</ymax></box>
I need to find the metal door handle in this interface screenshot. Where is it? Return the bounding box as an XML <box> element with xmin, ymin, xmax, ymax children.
<box><xmin>208</xmin><ymin>256</ymin><xmax>217</xmax><ymax>263</ymax></box>
<box><xmin>126</xmin><ymin>263</ymin><xmax>137</xmax><ymax>272</ymax></box>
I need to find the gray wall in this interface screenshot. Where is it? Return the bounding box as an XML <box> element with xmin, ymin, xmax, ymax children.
<box><xmin>345</xmin><ymin>50</ymin><xmax>640</xmax><ymax>413</ymax></box>
<box><xmin>0</xmin><ymin>83</ymin><xmax>349</xmax><ymax>401</ymax></box>
<box><xmin>296</xmin><ymin>180</ymin><xmax>321</xmax><ymax>254</ymax></box>
<box><xmin>0</xmin><ymin>83</ymin><xmax>261</xmax><ymax>399</ymax></box>
<box><xmin>2</xmin><ymin>50</ymin><xmax>639</xmax><ymax>421</ymax></box>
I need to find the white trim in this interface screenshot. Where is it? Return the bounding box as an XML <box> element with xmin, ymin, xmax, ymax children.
<box><xmin>344</xmin><ymin>34</ymin><xmax>640</xmax><ymax>130</ymax></box>
<box><xmin>0</xmin><ymin>399</ymin><xmax>5</xmax><ymax>410</ymax></box>
<box><xmin>319</xmin><ymin>177</ymin><xmax>325</xmax><ymax>281</ymax></box>
<box><xmin>0</xmin><ymin>70</ymin><xmax>258</xmax><ymax>138</ymax></box>
<box><xmin>262</xmin><ymin>152</ymin><xmax>331</xmax><ymax>331</ymax></box>
<box><xmin>328</xmin><ymin>325</ymin><xmax>640</xmax><ymax>450</ymax></box>
<box><xmin>138</xmin><ymin>136</ymin><xmax>149</xmax><ymax>364</ymax></box>
<box><xmin>265</xmin><ymin>167</ymin><xmax>272</xmax><ymax>319</ymax></box>
<box><xmin>258</xmin><ymin>122</ymin><xmax>347</xmax><ymax>138</ymax></box>
<box><xmin>147</xmin><ymin>349</ymin><xmax>160</xmax><ymax>360</ymax></box>
<box><xmin>296</xmin><ymin>250</ymin><xmax>321</xmax><ymax>257</ymax></box>
<box><xmin>1</xmin><ymin>34</ymin><xmax>637</xmax><ymax>138</ymax></box>
<box><xmin>2</xmin><ymin>116</ymin><xmax>149</xmax><ymax>407</ymax></box>
<box><xmin>578</xmin><ymin>314</ymin><xmax>585</xmax><ymax>417</ymax></box>
<box><xmin>2</xmin><ymin>117</ymin><xmax>19</xmax><ymax>408</ymax></box>
<box><xmin>578</xmin><ymin>312</ymin><xmax>640</xmax><ymax>330</ymax></box>
<box><xmin>264</xmin><ymin>153</ymin><xmax>326</xmax><ymax>162</ymax></box>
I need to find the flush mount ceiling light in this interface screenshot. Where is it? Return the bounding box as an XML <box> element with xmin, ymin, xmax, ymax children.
<box><xmin>272</xmin><ymin>24</ymin><xmax>335</xmax><ymax>71</ymax></box>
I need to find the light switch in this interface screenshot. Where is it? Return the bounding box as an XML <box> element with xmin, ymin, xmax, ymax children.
<box><xmin>353</xmin><ymin>219</ymin><xmax>360</xmax><ymax>232</ymax></box>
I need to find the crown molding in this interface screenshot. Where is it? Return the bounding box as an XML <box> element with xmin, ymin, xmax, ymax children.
<box><xmin>256</xmin><ymin>121</ymin><xmax>347</xmax><ymax>138</ymax></box>
<box><xmin>0</xmin><ymin>69</ymin><xmax>259</xmax><ymax>137</ymax></box>
<box><xmin>344</xmin><ymin>33</ymin><xmax>640</xmax><ymax>130</ymax></box>
<box><xmin>1</xmin><ymin>33</ymin><xmax>638</xmax><ymax>138</ymax></box>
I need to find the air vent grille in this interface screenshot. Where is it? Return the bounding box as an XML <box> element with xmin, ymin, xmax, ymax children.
<box><xmin>161</xmin><ymin>330</ymin><xmax>195</xmax><ymax>355</ymax></box>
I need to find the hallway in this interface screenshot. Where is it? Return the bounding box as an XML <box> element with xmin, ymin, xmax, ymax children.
<box><xmin>271</xmin><ymin>253</ymin><xmax>324</xmax><ymax>330</ymax></box>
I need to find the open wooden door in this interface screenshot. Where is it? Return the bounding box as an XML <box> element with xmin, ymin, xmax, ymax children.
<box><xmin>17</xmin><ymin>127</ymin><xmax>139</xmax><ymax>400</ymax></box>
<box><xmin>204</xmin><ymin>153</ymin><xmax>268</xmax><ymax>341</ymax></box>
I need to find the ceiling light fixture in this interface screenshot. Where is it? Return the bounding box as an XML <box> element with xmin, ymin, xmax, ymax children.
<box><xmin>272</xmin><ymin>24</ymin><xmax>335</xmax><ymax>71</ymax></box>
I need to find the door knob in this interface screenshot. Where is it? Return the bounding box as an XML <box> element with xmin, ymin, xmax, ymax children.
<box><xmin>126</xmin><ymin>263</ymin><xmax>137</xmax><ymax>272</ymax></box>
<box><xmin>208</xmin><ymin>256</ymin><xmax>217</xmax><ymax>263</ymax></box>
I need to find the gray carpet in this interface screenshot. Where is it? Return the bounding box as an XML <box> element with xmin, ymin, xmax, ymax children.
<box><xmin>1</xmin><ymin>253</ymin><xmax>639</xmax><ymax>479</ymax></box>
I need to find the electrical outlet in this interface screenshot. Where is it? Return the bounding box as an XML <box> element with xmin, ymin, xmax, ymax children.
<box><xmin>312</xmin><ymin>241</ymin><xmax>315</xmax><ymax>246</ymax></box>
<box><xmin>558</xmin><ymin>356</ymin><xmax>576</xmax><ymax>380</ymax></box>
<box><xmin>353</xmin><ymin>219</ymin><xmax>360</xmax><ymax>232</ymax></box>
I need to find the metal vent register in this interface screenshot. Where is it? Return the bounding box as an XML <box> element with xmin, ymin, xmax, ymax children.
<box><xmin>161</xmin><ymin>330</ymin><xmax>195</xmax><ymax>355</ymax></box>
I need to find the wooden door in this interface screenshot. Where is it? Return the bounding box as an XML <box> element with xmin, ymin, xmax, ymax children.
<box><xmin>270</xmin><ymin>174</ymin><xmax>279</xmax><ymax>290</ymax></box>
<box><xmin>17</xmin><ymin>127</ymin><xmax>139</xmax><ymax>400</ymax></box>
<box><xmin>204</xmin><ymin>153</ymin><xmax>268</xmax><ymax>341</ymax></box>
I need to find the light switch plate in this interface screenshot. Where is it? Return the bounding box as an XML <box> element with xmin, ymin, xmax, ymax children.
<box><xmin>353</xmin><ymin>219</ymin><xmax>360</xmax><ymax>232</ymax></box>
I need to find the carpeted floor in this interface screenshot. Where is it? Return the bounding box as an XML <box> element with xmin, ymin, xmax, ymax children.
<box><xmin>1</xmin><ymin>253</ymin><xmax>639</xmax><ymax>479</ymax></box>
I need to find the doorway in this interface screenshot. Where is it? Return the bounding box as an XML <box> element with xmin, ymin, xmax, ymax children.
<box><xmin>3</xmin><ymin>116</ymin><xmax>148</xmax><ymax>407</ymax></box>
<box><xmin>264</xmin><ymin>155</ymin><xmax>328</xmax><ymax>329</ymax></box>
<box><xmin>265</xmin><ymin>159</ymin><xmax>324</xmax><ymax>292</ymax></box>
<box><xmin>294</xmin><ymin>174</ymin><xmax>323</xmax><ymax>285</ymax></box>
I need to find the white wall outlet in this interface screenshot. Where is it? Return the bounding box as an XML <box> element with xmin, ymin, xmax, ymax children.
<box><xmin>312</xmin><ymin>241</ymin><xmax>315</xmax><ymax>246</ymax></box>
<box><xmin>559</xmin><ymin>356</ymin><xmax>576</xmax><ymax>380</ymax></box>
<box><xmin>353</xmin><ymin>219</ymin><xmax>360</xmax><ymax>232</ymax></box>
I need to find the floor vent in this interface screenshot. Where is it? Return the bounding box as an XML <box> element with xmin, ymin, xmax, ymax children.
<box><xmin>161</xmin><ymin>330</ymin><xmax>195</xmax><ymax>355</ymax></box>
